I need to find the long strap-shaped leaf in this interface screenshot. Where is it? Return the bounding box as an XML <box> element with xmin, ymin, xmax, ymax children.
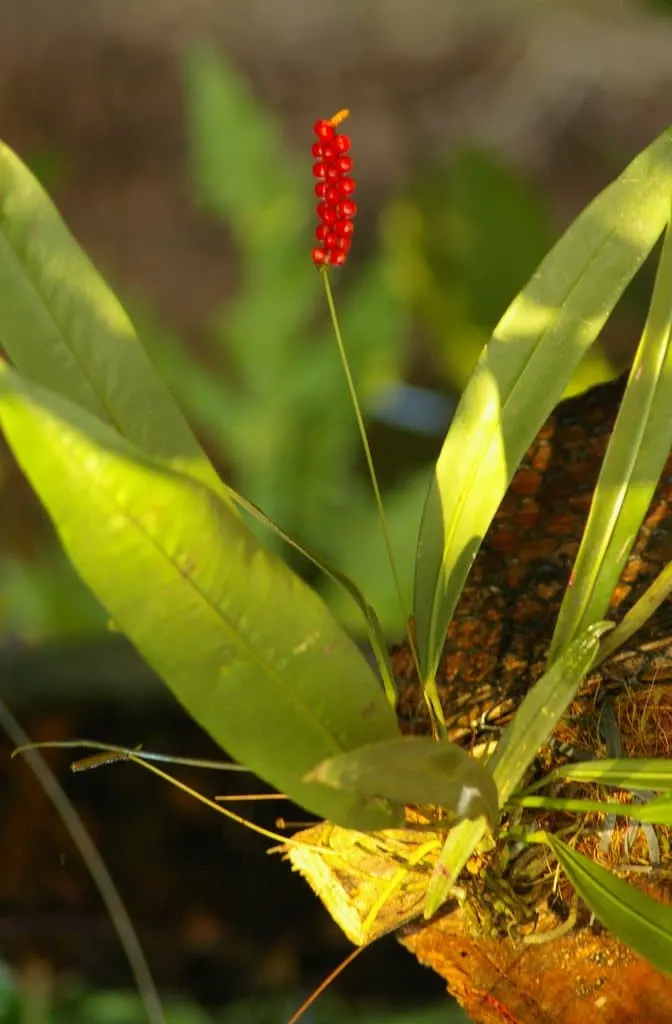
<box><xmin>414</xmin><ymin>127</ymin><xmax>672</xmax><ymax>683</ymax></box>
<box><xmin>533</xmin><ymin>758</ymin><xmax>672</xmax><ymax>793</ymax></box>
<box><xmin>0</xmin><ymin>361</ymin><xmax>402</xmax><ymax>830</ymax></box>
<box><xmin>550</xmin><ymin>213</ymin><xmax>672</xmax><ymax>657</ymax></box>
<box><xmin>546</xmin><ymin>833</ymin><xmax>672</xmax><ymax>978</ymax></box>
<box><xmin>0</xmin><ymin>140</ymin><xmax>229</xmax><ymax>503</ymax></box>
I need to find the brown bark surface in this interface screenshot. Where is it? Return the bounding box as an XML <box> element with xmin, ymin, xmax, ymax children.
<box><xmin>400</xmin><ymin>902</ymin><xmax>672</xmax><ymax>1024</ymax></box>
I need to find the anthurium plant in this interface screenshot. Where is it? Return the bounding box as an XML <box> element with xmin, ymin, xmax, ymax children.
<box><xmin>3</xmin><ymin>107</ymin><xmax>672</xmax><ymax>1024</ymax></box>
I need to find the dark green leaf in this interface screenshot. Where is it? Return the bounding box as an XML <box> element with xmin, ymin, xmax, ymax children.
<box><xmin>547</xmin><ymin>833</ymin><xmax>672</xmax><ymax>977</ymax></box>
<box><xmin>308</xmin><ymin>736</ymin><xmax>499</xmax><ymax>828</ymax></box>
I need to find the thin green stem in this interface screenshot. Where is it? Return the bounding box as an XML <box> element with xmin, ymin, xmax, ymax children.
<box><xmin>13</xmin><ymin>739</ymin><xmax>251</xmax><ymax>772</ymax></box>
<box><xmin>320</xmin><ymin>267</ymin><xmax>445</xmax><ymax>736</ymax></box>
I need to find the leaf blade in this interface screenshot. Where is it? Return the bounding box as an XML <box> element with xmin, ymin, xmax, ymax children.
<box><xmin>551</xmin><ymin>213</ymin><xmax>672</xmax><ymax>657</ymax></box>
<box><xmin>0</xmin><ymin>362</ymin><xmax>402</xmax><ymax>829</ymax></box>
<box><xmin>547</xmin><ymin>834</ymin><xmax>672</xmax><ymax>978</ymax></box>
<box><xmin>423</xmin><ymin>622</ymin><xmax>610</xmax><ymax>917</ymax></box>
<box><xmin>308</xmin><ymin>736</ymin><xmax>499</xmax><ymax>828</ymax></box>
<box><xmin>0</xmin><ymin>139</ymin><xmax>227</xmax><ymax>499</ymax></box>
<box><xmin>414</xmin><ymin>127</ymin><xmax>672</xmax><ymax>682</ymax></box>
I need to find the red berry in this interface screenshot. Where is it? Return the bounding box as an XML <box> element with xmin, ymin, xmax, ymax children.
<box><xmin>317</xmin><ymin>202</ymin><xmax>337</xmax><ymax>225</ymax></box>
<box><xmin>335</xmin><ymin>219</ymin><xmax>354</xmax><ymax>237</ymax></box>
<box><xmin>314</xmin><ymin>120</ymin><xmax>335</xmax><ymax>140</ymax></box>
<box><xmin>337</xmin><ymin>199</ymin><xmax>357</xmax><ymax>219</ymax></box>
<box><xmin>311</xmin><ymin>113</ymin><xmax>355</xmax><ymax>266</ymax></box>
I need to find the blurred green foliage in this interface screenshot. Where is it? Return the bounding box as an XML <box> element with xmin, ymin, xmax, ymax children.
<box><xmin>387</xmin><ymin>148</ymin><xmax>613</xmax><ymax>396</ymax></box>
<box><xmin>0</xmin><ymin>960</ymin><xmax>468</xmax><ymax>1024</ymax></box>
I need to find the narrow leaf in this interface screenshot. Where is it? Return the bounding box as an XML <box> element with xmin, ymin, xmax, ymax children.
<box><xmin>551</xmin><ymin>214</ymin><xmax>672</xmax><ymax>657</ymax></box>
<box><xmin>423</xmin><ymin>622</ymin><xmax>610</xmax><ymax>917</ymax></box>
<box><xmin>414</xmin><ymin>127</ymin><xmax>672</xmax><ymax>682</ymax></box>
<box><xmin>0</xmin><ymin>363</ymin><xmax>402</xmax><ymax>829</ymax></box>
<box><xmin>512</xmin><ymin>794</ymin><xmax>672</xmax><ymax>825</ymax></box>
<box><xmin>540</xmin><ymin>758</ymin><xmax>672</xmax><ymax>792</ymax></box>
<box><xmin>596</xmin><ymin>562</ymin><xmax>672</xmax><ymax>667</ymax></box>
<box><xmin>547</xmin><ymin>834</ymin><xmax>672</xmax><ymax>978</ymax></box>
<box><xmin>0</xmin><ymin>139</ymin><xmax>228</xmax><ymax>500</ymax></box>
<box><xmin>308</xmin><ymin>736</ymin><xmax>499</xmax><ymax>828</ymax></box>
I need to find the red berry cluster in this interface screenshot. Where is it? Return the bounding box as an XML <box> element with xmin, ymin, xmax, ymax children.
<box><xmin>311</xmin><ymin>109</ymin><xmax>357</xmax><ymax>267</ymax></box>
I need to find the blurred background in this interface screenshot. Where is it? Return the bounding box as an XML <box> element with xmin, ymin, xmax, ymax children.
<box><xmin>0</xmin><ymin>0</ymin><xmax>671</xmax><ymax>1020</ymax></box>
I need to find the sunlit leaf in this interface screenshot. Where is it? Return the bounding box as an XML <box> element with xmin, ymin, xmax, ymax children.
<box><xmin>0</xmin><ymin>140</ymin><xmax>227</xmax><ymax>502</ymax></box>
<box><xmin>547</xmin><ymin>834</ymin><xmax>672</xmax><ymax>978</ymax></box>
<box><xmin>308</xmin><ymin>736</ymin><xmax>499</xmax><ymax>828</ymax></box>
<box><xmin>551</xmin><ymin>216</ymin><xmax>672</xmax><ymax>657</ymax></box>
<box><xmin>0</xmin><ymin>363</ymin><xmax>402</xmax><ymax>829</ymax></box>
<box><xmin>511</xmin><ymin>793</ymin><xmax>672</xmax><ymax>825</ymax></box>
<box><xmin>538</xmin><ymin>758</ymin><xmax>672</xmax><ymax>792</ymax></box>
<box><xmin>414</xmin><ymin>127</ymin><xmax>672</xmax><ymax>683</ymax></box>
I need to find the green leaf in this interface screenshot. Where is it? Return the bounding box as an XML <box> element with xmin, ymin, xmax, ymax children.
<box><xmin>307</xmin><ymin>736</ymin><xmax>499</xmax><ymax>828</ymax></box>
<box><xmin>511</xmin><ymin>794</ymin><xmax>672</xmax><ymax>824</ymax></box>
<box><xmin>414</xmin><ymin>127</ymin><xmax>672</xmax><ymax>683</ymax></box>
<box><xmin>487</xmin><ymin>621</ymin><xmax>613</xmax><ymax>803</ymax></box>
<box><xmin>596</xmin><ymin>562</ymin><xmax>672</xmax><ymax>667</ymax></box>
<box><xmin>539</xmin><ymin>757</ymin><xmax>672</xmax><ymax>792</ymax></box>
<box><xmin>0</xmin><ymin>362</ymin><xmax>402</xmax><ymax>830</ymax></box>
<box><xmin>636</xmin><ymin>793</ymin><xmax>672</xmax><ymax>824</ymax></box>
<box><xmin>227</xmin><ymin>488</ymin><xmax>398</xmax><ymax>708</ymax></box>
<box><xmin>423</xmin><ymin>622</ymin><xmax>610</xmax><ymax>918</ymax></box>
<box><xmin>546</xmin><ymin>833</ymin><xmax>672</xmax><ymax>977</ymax></box>
<box><xmin>551</xmin><ymin>214</ymin><xmax>672</xmax><ymax>657</ymax></box>
<box><xmin>0</xmin><ymin>139</ymin><xmax>227</xmax><ymax>501</ymax></box>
